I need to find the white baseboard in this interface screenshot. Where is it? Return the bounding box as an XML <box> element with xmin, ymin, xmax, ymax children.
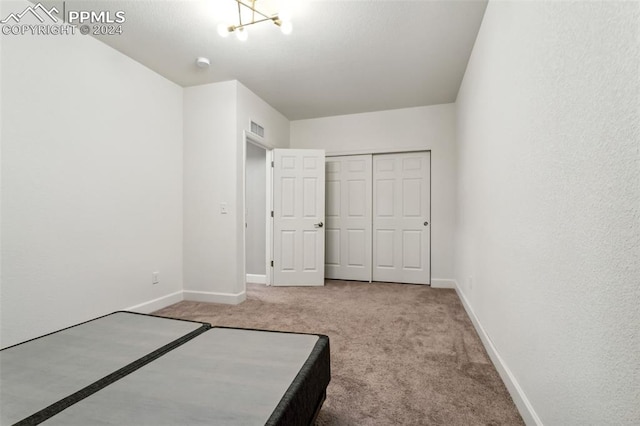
<box><xmin>124</xmin><ymin>291</ymin><xmax>183</xmax><ymax>314</ymax></box>
<box><xmin>272</xmin><ymin>282</ymin><xmax>324</xmax><ymax>287</ymax></box>
<box><xmin>431</xmin><ymin>278</ymin><xmax>456</xmax><ymax>289</ymax></box>
<box><xmin>246</xmin><ymin>274</ymin><xmax>266</xmax><ymax>284</ymax></box>
<box><xmin>454</xmin><ymin>281</ymin><xmax>542</xmax><ymax>426</ymax></box>
<box><xmin>183</xmin><ymin>290</ymin><xmax>246</xmax><ymax>305</ymax></box>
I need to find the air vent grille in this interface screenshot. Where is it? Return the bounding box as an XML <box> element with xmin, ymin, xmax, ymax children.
<box><xmin>251</xmin><ymin>121</ymin><xmax>264</xmax><ymax>137</ymax></box>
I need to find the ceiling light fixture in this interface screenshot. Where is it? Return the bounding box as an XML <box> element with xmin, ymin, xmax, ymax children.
<box><xmin>217</xmin><ymin>0</ymin><xmax>292</xmax><ymax>40</ymax></box>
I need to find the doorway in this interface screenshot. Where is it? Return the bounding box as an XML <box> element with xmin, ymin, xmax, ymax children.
<box><xmin>244</xmin><ymin>132</ymin><xmax>273</xmax><ymax>286</ymax></box>
<box><xmin>245</xmin><ymin>142</ymin><xmax>268</xmax><ymax>284</ymax></box>
<box><xmin>243</xmin><ymin>137</ymin><xmax>327</xmax><ymax>289</ymax></box>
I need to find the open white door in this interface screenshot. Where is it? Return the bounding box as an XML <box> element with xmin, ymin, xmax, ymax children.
<box><xmin>272</xmin><ymin>149</ymin><xmax>325</xmax><ymax>286</ymax></box>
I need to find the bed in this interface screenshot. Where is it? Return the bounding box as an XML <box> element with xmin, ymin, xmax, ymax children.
<box><xmin>0</xmin><ymin>312</ymin><xmax>331</xmax><ymax>426</ymax></box>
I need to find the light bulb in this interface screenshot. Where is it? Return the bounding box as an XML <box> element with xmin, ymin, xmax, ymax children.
<box><xmin>280</xmin><ymin>20</ymin><xmax>292</xmax><ymax>35</ymax></box>
<box><xmin>236</xmin><ymin>28</ymin><xmax>248</xmax><ymax>41</ymax></box>
<box><xmin>217</xmin><ymin>23</ymin><xmax>230</xmax><ymax>38</ymax></box>
<box><xmin>278</xmin><ymin>10</ymin><xmax>292</xmax><ymax>22</ymax></box>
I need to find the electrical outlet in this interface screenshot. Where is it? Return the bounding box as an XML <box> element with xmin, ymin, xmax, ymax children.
<box><xmin>152</xmin><ymin>272</ymin><xmax>159</xmax><ymax>285</ymax></box>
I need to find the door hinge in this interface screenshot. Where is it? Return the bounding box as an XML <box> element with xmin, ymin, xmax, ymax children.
<box><xmin>271</xmin><ymin>210</ymin><xmax>274</xmax><ymax>217</ymax></box>
<box><xmin>270</xmin><ymin>260</ymin><xmax>274</xmax><ymax>267</ymax></box>
<box><xmin>271</xmin><ymin>161</ymin><xmax>274</xmax><ymax>167</ymax></box>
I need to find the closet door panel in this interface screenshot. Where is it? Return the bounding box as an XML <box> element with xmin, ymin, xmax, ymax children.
<box><xmin>373</xmin><ymin>152</ymin><xmax>430</xmax><ymax>284</ymax></box>
<box><xmin>325</xmin><ymin>155</ymin><xmax>372</xmax><ymax>281</ymax></box>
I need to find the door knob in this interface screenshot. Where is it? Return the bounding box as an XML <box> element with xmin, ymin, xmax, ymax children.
<box><xmin>314</xmin><ymin>222</ymin><xmax>324</xmax><ymax>228</ymax></box>
<box><xmin>424</xmin><ymin>221</ymin><xmax>429</xmax><ymax>226</ymax></box>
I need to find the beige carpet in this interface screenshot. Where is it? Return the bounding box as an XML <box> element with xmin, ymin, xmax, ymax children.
<box><xmin>154</xmin><ymin>280</ymin><xmax>524</xmax><ymax>425</ymax></box>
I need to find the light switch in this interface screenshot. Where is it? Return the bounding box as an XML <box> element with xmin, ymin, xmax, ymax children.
<box><xmin>220</xmin><ymin>202</ymin><xmax>228</xmax><ymax>214</ymax></box>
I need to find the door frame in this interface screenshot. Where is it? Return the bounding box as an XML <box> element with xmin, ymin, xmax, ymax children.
<box><xmin>326</xmin><ymin>148</ymin><xmax>432</xmax><ymax>285</ymax></box>
<box><xmin>242</xmin><ymin>130</ymin><xmax>274</xmax><ymax>287</ymax></box>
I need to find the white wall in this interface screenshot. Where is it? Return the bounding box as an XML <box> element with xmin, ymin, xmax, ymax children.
<box><xmin>183</xmin><ymin>81</ymin><xmax>242</xmax><ymax>302</ymax></box>
<box><xmin>183</xmin><ymin>80</ymin><xmax>288</xmax><ymax>300</ymax></box>
<box><xmin>0</xmin><ymin>6</ymin><xmax>4</xmax><ymax>345</ymax></box>
<box><xmin>455</xmin><ymin>1</ymin><xmax>640</xmax><ymax>425</ymax></box>
<box><xmin>236</xmin><ymin>82</ymin><xmax>290</xmax><ymax>150</ymax></box>
<box><xmin>1</xmin><ymin>5</ymin><xmax>184</xmax><ymax>347</ymax></box>
<box><xmin>290</xmin><ymin>104</ymin><xmax>456</xmax><ymax>285</ymax></box>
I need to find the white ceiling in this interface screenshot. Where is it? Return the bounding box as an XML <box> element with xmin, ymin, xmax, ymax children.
<box><xmin>54</xmin><ymin>0</ymin><xmax>488</xmax><ymax>120</ymax></box>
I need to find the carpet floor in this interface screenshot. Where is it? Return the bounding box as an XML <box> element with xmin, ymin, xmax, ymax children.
<box><xmin>154</xmin><ymin>280</ymin><xmax>524</xmax><ymax>425</ymax></box>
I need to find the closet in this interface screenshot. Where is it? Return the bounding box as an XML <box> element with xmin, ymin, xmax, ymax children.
<box><xmin>325</xmin><ymin>152</ymin><xmax>431</xmax><ymax>285</ymax></box>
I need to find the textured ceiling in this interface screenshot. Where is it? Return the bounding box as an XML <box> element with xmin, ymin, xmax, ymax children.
<box><xmin>46</xmin><ymin>0</ymin><xmax>488</xmax><ymax>120</ymax></box>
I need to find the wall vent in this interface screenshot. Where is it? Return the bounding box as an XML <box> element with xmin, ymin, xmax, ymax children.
<box><xmin>250</xmin><ymin>121</ymin><xmax>265</xmax><ymax>138</ymax></box>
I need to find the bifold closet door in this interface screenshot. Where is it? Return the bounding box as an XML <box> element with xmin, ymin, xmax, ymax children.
<box><xmin>325</xmin><ymin>155</ymin><xmax>372</xmax><ymax>281</ymax></box>
<box><xmin>373</xmin><ymin>152</ymin><xmax>430</xmax><ymax>284</ymax></box>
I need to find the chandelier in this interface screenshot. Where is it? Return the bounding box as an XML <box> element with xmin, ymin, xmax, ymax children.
<box><xmin>217</xmin><ymin>0</ymin><xmax>292</xmax><ymax>41</ymax></box>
